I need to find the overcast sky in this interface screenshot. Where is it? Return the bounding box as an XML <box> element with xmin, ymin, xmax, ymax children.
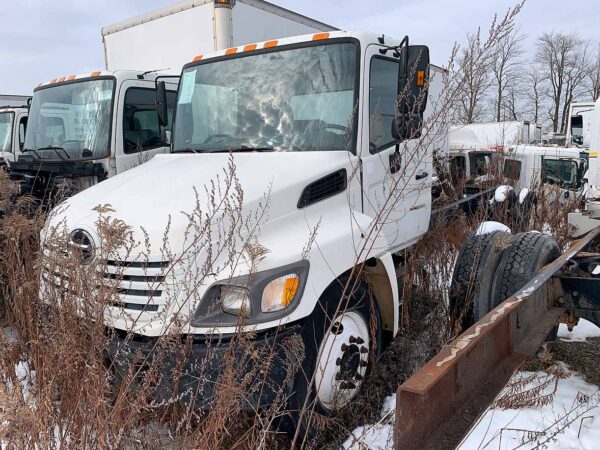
<box><xmin>1</xmin><ymin>0</ymin><xmax>599</xmax><ymax>95</ymax></box>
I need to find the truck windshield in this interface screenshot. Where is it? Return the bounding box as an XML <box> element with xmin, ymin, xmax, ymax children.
<box><xmin>24</xmin><ymin>79</ymin><xmax>114</xmax><ymax>160</ymax></box>
<box><xmin>0</xmin><ymin>112</ymin><xmax>14</xmax><ymax>153</ymax></box>
<box><xmin>542</xmin><ymin>158</ymin><xmax>580</xmax><ymax>190</ymax></box>
<box><xmin>173</xmin><ymin>42</ymin><xmax>358</xmax><ymax>153</ymax></box>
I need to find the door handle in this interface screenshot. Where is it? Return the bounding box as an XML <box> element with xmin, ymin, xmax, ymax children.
<box><xmin>415</xmin><ymin>172</ymin><xmax>428</xmax><ymax>180</ymax></box>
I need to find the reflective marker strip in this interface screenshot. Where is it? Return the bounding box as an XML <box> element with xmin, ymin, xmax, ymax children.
<box><xmin>243</xmin><ymin>44</ymin><xmax>257</xmax><ymax>52</ymax></box>
<box><xmin>192</xmin><ymin>55</ymin><xmax>203</xmax><ymax>62</ymax></box>
<box><xmin>263</xmin><ymin>40</ymin><xmax>278</xmax><ymax>48</ymax></box>
<box><xmin>90</xmin><ymin>71</ymin><xmax>101</xmax><ymax>77</ymax></box>
<box><xmin>589</xmin><ymin>151</ymin><xmax>598</xmax><ymax>157</ymax></box>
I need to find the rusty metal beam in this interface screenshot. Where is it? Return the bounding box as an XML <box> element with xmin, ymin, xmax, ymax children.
<box><xmin>394</xmin><ymin>226</ymin><xmax>600</xmax><ymax>450</ymax></box>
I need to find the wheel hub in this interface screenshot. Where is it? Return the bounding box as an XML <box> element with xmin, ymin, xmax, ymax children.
<box><xmin>314</xmin><ymin>311</ymin><xmax>370</xmax><ymax>411</ymax></box>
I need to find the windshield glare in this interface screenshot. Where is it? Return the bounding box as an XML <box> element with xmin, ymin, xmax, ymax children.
<box><xmin>0</xmin><ymin>112</ymin><xmax>14</xmax><ymax>153</ymax></box>
<box><xmin>24</xmin><ymin>79</ymin><xmax>114</xmax><ymax>160</ymax></box>
<box><xmin>173</xmin><ymin>42</ymin><xmax>358</xmax><ymax>153</ymax></box>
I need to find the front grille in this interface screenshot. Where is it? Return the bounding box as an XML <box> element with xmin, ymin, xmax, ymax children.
<box><xmin>41</xmin><ymin>257</ymin><xmax>171</xmax><ymax>313</ymax></box>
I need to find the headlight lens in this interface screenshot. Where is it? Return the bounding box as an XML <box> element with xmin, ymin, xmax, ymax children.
<box><xmin>261</xmin><ymin>273</ymin><xmax>300</xmax><ymax>313</ymax></box>
<box><xmin>221</xmin><ymin>286</ymin><xmax>251</xmax><ymax>316</ymax></box>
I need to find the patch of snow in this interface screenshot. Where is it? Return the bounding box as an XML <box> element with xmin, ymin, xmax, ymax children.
<box><xmin>344</xmin><ymin>366</ymin><xmax>600</xmax><ymax>450</ymax></box>
<box><xmin>558</xmin><ymin>318</ymin><xmax>600</xmax><ymax>342</ymax></box>
<box><xmin>519</xmin><ymin>187</ymin><xmax>530</xmax><ymax>204</ymax></box>
<box><xmin>342</xmin><ymin>395</ymin><xmax>395</xmax><ymax>449</ymax></box>
<box><xmin>459</xmin><ymin>369</ymin><xmax>600</xmax><ymax>450</ymax></box>
<box><xmin>592</xmin><ymin>265</ymin><xmax>600</xmax><ymax>275</ymax></box>
<box><xmin>494</xmin><ymin>185</ymin><xmax>513</xmax><ymax>203</ymax></box>
<box><xmin>476</xmin><ymin>221</ymin><xmax>511</xmax><ymax>235</ymax></box>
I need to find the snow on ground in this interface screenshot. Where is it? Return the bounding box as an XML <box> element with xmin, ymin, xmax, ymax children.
<box><xmin>343</xmin><ymin>320</ymin><xmax>600</xmax><ymax>450</ymax></box>
<box><xmin>342</xmin><ymin>395</ymin><xmax>395</xmax><ymax>449</ymax></box>
<box><xmin>558</xmin><ymin>319</ymin><xmax>600</xmax><ymax>342</ymax></box>
<box><xmin>458</xmin><ymin>369</ymin><xmax>600</xmax><ymax>450</ymax></box>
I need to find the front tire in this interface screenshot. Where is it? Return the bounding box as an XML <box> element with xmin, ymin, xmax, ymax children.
<box><xmin>283</xmin><ymin>277</ymin><xmax>381</xmax><ymax>440</ymax></box>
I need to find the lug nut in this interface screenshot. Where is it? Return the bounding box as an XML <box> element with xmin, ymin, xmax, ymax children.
<box><xmin>355</xmin><ymin>373</ymin><xmax>363</xmax><ymax>381</ymax></box>
<box><xmin>360</xmin><ymin>346</ymin><xmax>368</xmax><ymax>354</ymax></box>
<box><xmin>349</xmin><ymin>336</ymin><xmax>357</xmax><ymax>343</ymax></box>
<box><xmin>341</xmin><ymin>343</ymin><xmax>348</xmax><ymax>352</ymax></box>
<box><xmin>355</xmin><ymin>337</ymin><xmax>364</xmax><ymax>345</ymax></box>
<box><xmin>335</xmin><ymin>372</ymin><xmax>342</xmax><ymax>381</ymax></box>
<box><xmin>336</xmin><ymin>357</ymin><xmax>342</xmax><ymax>366</ymax></box>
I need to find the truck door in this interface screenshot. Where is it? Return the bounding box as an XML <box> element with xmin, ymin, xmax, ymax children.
<box><xmin>115</xmin><ymin>81</ymin><xmax>176</xmax><ymax>175</ymax></box>
<box><xmin>360</xmin><ymin>45</ymin><xmax>433</xmax><ymax>252</ymax></box>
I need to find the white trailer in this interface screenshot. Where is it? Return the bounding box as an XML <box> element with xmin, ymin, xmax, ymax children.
<box><xmin>101</xmin><ymin>0</ymin><xmax>336</xmax><ymax>74</ymax></box>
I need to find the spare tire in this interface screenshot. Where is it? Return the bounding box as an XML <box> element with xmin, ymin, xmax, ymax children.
<box><xmin>450</xmin><ymin>230</ymin><xmax>512</xmax><ymax>331</ymax></box>
<box><xmin>491</xmin><ymin>232</ymin><xmax>560</xmax><ymax>306</ymax></box>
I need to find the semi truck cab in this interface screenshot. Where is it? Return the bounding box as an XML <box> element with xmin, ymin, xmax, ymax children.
<box><xmin>11</xmin><ymin>71</ymin><xmax>178</xmax><ymax>201</ymax></box>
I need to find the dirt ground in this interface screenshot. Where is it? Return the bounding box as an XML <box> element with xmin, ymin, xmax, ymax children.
<box><xmin>552</xmin><ymin>337</ymin><xmax>600</xmax><ymax>387</ymax></box>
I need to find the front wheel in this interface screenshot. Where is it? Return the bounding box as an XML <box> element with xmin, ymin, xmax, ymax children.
<box><xmin>283</xmin><ymin>277</ymin><xmax>381</xmax><ymax>440</ymax></box>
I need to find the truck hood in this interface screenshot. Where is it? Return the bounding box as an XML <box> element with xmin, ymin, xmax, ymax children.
<box><xmin>50</xmin><ymin>152</ymin><xmax>355</xmax><ymax>257</ymax></box>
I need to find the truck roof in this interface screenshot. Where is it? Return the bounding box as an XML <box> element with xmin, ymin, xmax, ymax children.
<box><xmin>182</xmin><ymin>30</ymin><xmax>445</xmax><ymax>69</ymax></box>
<box><xmin>35</xmin><ymin>70</ymin><xmax>178</xmax><ymax>90</ymax></box>
<box><xmin>509</xmin><ymin>145</ymin><xmax>582</xmax><ymax>159</ymax></box>
<box><xmin>0</xmin><ymin>94</ymin><xmax>31</xmax><ymax>107</ymax></box>
<box><xmin>101</xmin><ymin>0</ymin><xmax>336</xmax><ymax>37</ymax></box>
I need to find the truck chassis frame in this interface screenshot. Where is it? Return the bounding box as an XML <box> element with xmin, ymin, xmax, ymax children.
<box><xmin>394</xmin><ymin>226</ymin><xmax>600</xmax><ymax>449</ymax></box>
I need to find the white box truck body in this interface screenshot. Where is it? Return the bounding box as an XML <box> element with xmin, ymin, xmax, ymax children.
<box><xmin>101</xmin><ymin>0</ymin><xmax>336</xmax><ymax>74</ymax></box>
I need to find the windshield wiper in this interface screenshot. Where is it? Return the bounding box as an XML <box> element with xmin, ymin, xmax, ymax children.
<box><xmin>207</xmin><ymin>145</ymin><xmax>276</xmax><ymax>153</ymax></box>
<box><xmin>33</xmin><ymin>146</ymin><xmax>72</xmax><ymax>160</ymax></box>
<box><xmin>172</xmin><ymin>148</ymin><xmax>199</xmax><ymax>154</ymax></box>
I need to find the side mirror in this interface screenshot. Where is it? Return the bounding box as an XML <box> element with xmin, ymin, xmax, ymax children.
<box><xmin>156</xmin><ymin>81</ymin><xmax>168</xmax><ymax>128</ymax></box>
<box><xmin>392</xmin><ymin>44</ymin><xmax>430</xmax><ymax>142</ymax></box>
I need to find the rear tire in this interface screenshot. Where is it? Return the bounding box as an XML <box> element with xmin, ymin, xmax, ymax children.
<box><xmin>449</xmin><ymin>230</ymin><xmax>512</xmax><ymax>332</ymax></box>
<box><xmin>491</xmin><ymin>232</ymin><xmax>560</xmax><ymax>307</ymax></box>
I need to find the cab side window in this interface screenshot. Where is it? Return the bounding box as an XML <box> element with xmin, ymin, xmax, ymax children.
<box><xmin>504</xmin><ymin>159</ymin><xmax>521</xmax><ymax>181</ymax></box>
<box><xmin>19</xmin><ymin>116</ymin><xmax>28</xmax><ymax>150</ymax></box>
<box><xmin>369</xmin><ymin>58</ymin><xmax>399</xmax><ymax>153</ymax></box>
<box><xmin>123</xmin><ymin>88</ymin><xmax>175</xmax><ymax>154</ymax></box>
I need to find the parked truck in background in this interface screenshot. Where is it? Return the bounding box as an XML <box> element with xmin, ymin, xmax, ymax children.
<box><xmin>42</xmin><ymin>30</ymin><xmax>446</xmax><ymax>427</ymax></box>
<box><xmin>101</xmin><ymin>0</ymin><xmax>336</xmax><ymax>73</ymax></box>
<box><xmin>565</xmin><ymin>100</ymin><xmax>595</xmax><ymax>148</ymax></box>
<box><xmin>14</xmin><ymin>0</ymin><xmax>335</xmax><ymax>203</ymax></box>
<box><xmin>0</xmin><ymin>95</ymin><xmax>30</xmax><ymax>168</ymax></box>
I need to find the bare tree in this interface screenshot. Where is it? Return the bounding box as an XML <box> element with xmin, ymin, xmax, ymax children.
<box><xmin>455</xmin><ymin>31</ymin><xmax>494</xmax><ymax>123</ymax></box>
<box><xmin>492</xmin><ymin>28</ymin><xmax>525</xmax><ymax>121</ymax></box>
<box><xmin>536</xmin><ymin>31</ymin><xmax>591</xmax><ymax>133</ymax></box>
<box><xmin>524</xmin><ymin>67</ymin><xmax>543</xmax><ymax>124</ymax></box>
<box><xmin>587</xmin><ymin>44</ymin><xmax>600</xmax><ymax>100</ymax></box>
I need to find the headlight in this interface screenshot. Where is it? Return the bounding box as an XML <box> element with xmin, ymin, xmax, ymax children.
<box><xmin>221</xmin><ymin>285</ymin><xmax>251</xmax><ymax>316</ymax></box>
<box><xmin>261</xmin><ymin>274</ymin><xmax>300</xmax><ymax>312</ymax></box>
<box><xmin>192</xmin><ymin>260</ymin><xmax>309</xmax><ymax>327</ymax></box>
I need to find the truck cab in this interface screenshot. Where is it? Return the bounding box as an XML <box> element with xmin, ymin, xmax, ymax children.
<box><xmin>0</xmin><ymin>104</ymin><xmax>29</xmax><ymax>168</ymax></box>
<box><xmin>566</xmin><ymin>100</ymin><xmax>595</xmax><ymax>148</ymax></box>
<box><xmin>11</xmin><ymin>70</ymin><xmax>177</xmax><ymax>200</ymax></box>
<box><xmin>42</xmin><ymin>31</ymin><xmax>444</xmax><ymax>417</ymax></box>
<box><xmin>503</xmin><ymin>145</ymin><xmax>585</xmax><ymax>200</ymax></box>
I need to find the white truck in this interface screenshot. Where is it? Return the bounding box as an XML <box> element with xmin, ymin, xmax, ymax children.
<box><xmin>565</xmin><ymin>100</ymin><xmax>595</xmax><ymax>148</ymax></box>
<box><xmin>43</xmin><ymin>30</ymin><xmax>445</xmax><ymax>424</ymax></box>
<box><xmin>15</xmin><ymin>0</ymin><xmax>335</xmax><ymax>202</ymax></box>
<box><xmin>0</xmin><ymin>96</ymin><xmax>30</xmax><ymax>168</ymax></box>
